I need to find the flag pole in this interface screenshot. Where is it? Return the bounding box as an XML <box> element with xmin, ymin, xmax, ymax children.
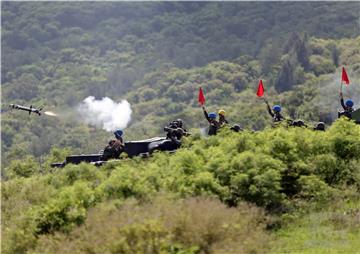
<box><xmin>340</xmin><ymin>67</ymin><xmax>343</xmax><ymax>94</ymax></box>
<box><xmin>340</xmin><ymin>78</ymin><xmax>343</xmax><ymax>95</ymax></box>
<box><xmin>262</xmin><ymin>97</ymin><xmax>267</xmax><ymax>104</ymax></box>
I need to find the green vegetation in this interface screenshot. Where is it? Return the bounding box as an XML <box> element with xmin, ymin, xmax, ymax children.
<box><xmin>2</xmin><ymin>118</ymin><xmax>360</xmax><ymax>253</ymax></box>
<box><xmin>272</xmin><ymin>195</ymin><xmax>360</xmax><ymax>254</ymax></box>
<box><xmin>31</xmin><ymin>197</ymin><xmax>269</xmax><ymax>254</ymax></box>
<box><xmin>1</xmin><ymin>2</ymin><xmax>360</xmax><ymax>167</ymax></box>
<box><xmin>2</xmin><ymin>2</ymin><xmax>360</xmax><ymax>254</ymax></box>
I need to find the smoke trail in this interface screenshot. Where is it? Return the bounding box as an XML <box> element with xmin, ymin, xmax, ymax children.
<box><xmin>77</xmin><ymin>96</ymin><xmax>132</xmax><ymax>131</ymax></box>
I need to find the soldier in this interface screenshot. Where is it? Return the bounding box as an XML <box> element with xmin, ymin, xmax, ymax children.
<box><xmin>230</xmin><ymin>124</ymin><xmax>243</xmax><ymax>132</ymax></box>
<box><xmin>291</xmin><ymin>119</ymin><xmax>307</xmax><ymax>128</ymax></box>
<box><xmin>265</xmin><ymin>101</ymin><xmax>284</xmax><ymax>123</ymax></box>
<box><xmin>202</xmin><ymin>106</ymin><xmax>220</xmax><ymax>135</ymax></box>
<box><xmin>218</xmin><ymin>109</ymin><xmax>229</xmax><ymax>126</ymax></box>
<box><xmin>149</xmin><ymin>120</ymin><xmax>189</xmax><ymax>154</ymax></box>
<box><xmin>313</xmin><ymin>122</ymin><xmax>326</xmax><ymax>131</ymax></box>
<box><xmin>175</xmin><ymin>119</ymin><xmax>188</xmax><ymax>134</ymax></box>
<box><xmin>101</xmin><ymin>129</ymin><xmax>125</xmax><ymax>161</ymax></box>
<box><xmin>164</xmin><ymin>119</ymin><xmax>189</xmax><ymax>142</ymax></box>
<box><xmin>339</xmin><ymin>92</ymin><xmax>354</xmax><ymax>119</ymax></box>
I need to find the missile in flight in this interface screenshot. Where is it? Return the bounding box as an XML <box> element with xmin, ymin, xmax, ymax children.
<box><xmin>9</xmin><ymin>104</ymin><xmax>43</xmax><ymax>116</ymax></box>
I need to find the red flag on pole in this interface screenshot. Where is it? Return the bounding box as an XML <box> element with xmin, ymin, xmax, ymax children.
<box><xmin>342</xmin><ymin>67</ymin><xmax>350</xmax><ymax>85</ymax></box>
<box><xmin>256</xmin><ymin>80</ymin><xmax>264</xmax><ymax>97</ymax></box>
<box><xmin>198</xmin><ymin>87</ymin><xmax>205</xmax><ymax>105</ymax></box>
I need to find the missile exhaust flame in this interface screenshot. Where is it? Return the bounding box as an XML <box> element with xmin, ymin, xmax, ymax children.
<box><xmin>44</xmin><ymin>111</ymin><xmax>57</xmax><ymax>117</ymax></box>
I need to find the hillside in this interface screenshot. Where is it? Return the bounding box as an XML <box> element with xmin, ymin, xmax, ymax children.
<box><xmin>2</xmin><ymin>118</ymin><xmax>360</xmax><ymax>253</ymax></box>
<box><xmin>1</xmin><ymin>2</ymin><xmax>360</xmax><ymax>254</ymax></box>
<box><xmin>1</xmin><ymin>2</ymin><xmax>360</xmax><ymax>167</ymax></box>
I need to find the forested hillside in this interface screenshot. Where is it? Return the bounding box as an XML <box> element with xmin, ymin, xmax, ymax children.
<box><xmin>1</xmin><ymin>2</ymin><xmax>360</xmax><ymax>253</ymax></box>
<box><xmin>2</xmin><ymin>2</ymin><xmax>360</xmax><ymax>166</ymax></box>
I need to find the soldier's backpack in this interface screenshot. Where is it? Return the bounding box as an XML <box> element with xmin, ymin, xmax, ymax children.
<box><xmin>101</xmin><ymin>140</ymin><xmax>123</xmax><ymax>160</ymax></box>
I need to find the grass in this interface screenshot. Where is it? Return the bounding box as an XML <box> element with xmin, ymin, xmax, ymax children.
<box><xmin>31</xmin><ymin>196</ymin><xmax>271</xmax><ymax>254</ymax></box>
<box><xmin>271</xmin><ymin>196</ymin><xmax>360</xmax><ymax>254</ymax></box>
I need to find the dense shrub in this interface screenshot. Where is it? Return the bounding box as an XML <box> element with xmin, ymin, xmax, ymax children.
<box><xmin>297</xmin><ymin>175</ymin><xmax>336</xmax><ymax>202</ymax></box>
<box><xmin>2</xmin><ymin>118</ymin><xmax>360</xmax><ymax>253</ymax></box>
<box><xmin>31</xmin><ymin>197</ymin><xmax>270</xmax><ymax>254</ymax></box>
<box><xmin>95</xmin><ymin>165</ymin><xmax>158</xmax><ymax>200</ymax></box>
<box><xmin>32</xmin><ymin>182</ymin><xmax>96</xmax><ymax>234</ymax></box>
<box><xmin>5</xmin><ymin>156</ymin><xmax>40</xmax><ymax>179</ymax></box>
<box><xmin>228</xmin><ymin>152</ymin><xmax>286</xmax><ymax>208</ymax></box>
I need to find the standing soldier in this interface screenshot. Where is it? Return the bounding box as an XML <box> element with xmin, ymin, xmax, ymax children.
<box><xmin>339</xmin><ymin>92</ymin><xmax>354</xmax><ymax>119</ymax></box>
<box><xmin>218</xmin><ymin>109</ymin><xmax>229</xmax><ymax>126</ymax></box>
<box><xmin>202</xmin><ymin>106</ymin><xmax>220</xmax><ymax>135</ymax></box>
<box><xmin>265</xmin><ymin>101</ymin><xmax>284</xmax><ymax>123</ymax></box>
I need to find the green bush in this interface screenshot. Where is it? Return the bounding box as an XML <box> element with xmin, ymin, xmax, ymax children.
<box><xmin>96</xmin><ymin>165</ymin><xmax>157</xmax><ymax>200</ymax></box>
<box><xmin>328</xmin><ymin>118</ymin><xmax>360</xmax><ymax>160</ymax></box>
<box><xmin>311</xmin><ymin>154</ymin><xmax>341</xmax><ymax>185</ymax></box>
<box><xmin>297</xmin><ymin>175</ymin><xmax>336</xmax><ymax>202</ymax></box>
<box><xmin>33</xmin><ymin>181</ymin><xmax>96</xmax><ymax>234</ymax></box>
<box><xmin>62</xmin><ymin>163</ymin><xmax>103</xmax><ymax>186</ymax></box>
<box><xmin>31</xmin><ymin>197</ymin><xmax>270</xmax><ymax>254</ymax></box>
<box><xmin>5</xmin><ymin>156</ymin><xmax>40</xmax><ymax>179</ymax></box>
<box><xmin>229</xmin><ymin>152</ymin><xmax>286</xmax><ymax>207</ymax></box>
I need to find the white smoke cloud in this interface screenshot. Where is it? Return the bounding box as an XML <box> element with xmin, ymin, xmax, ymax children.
<box><xmin>78</xmin><ymin>96</ymin><xmax>132</xmax><ymax>131</ymax></box>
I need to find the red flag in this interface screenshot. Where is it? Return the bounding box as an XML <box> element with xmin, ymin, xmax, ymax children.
<box><xmin>256</xmin><ymin>80</ymin><xmax>264</xmax><ymax>97</ymax></box>
<box><xmin>342</xmin><ymin>67</ymin><xmax>350</xmax><ymax>85</ymax></box>
<box><xmin>198</xmin><ymin>87</ymin><xmax>205</xmax><ymax>105</ymax></box>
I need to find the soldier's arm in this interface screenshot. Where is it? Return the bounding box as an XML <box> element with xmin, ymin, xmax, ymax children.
<box><xmin>340</xmin><ymin>92</ymin><xmax>346</xmax><ymax>110</ymax></box>
<box><xmin>115</xmin><ymin>140</ymin><xmax>124</xmax><ymax>149</ymax></box>
<box><xmin>266</xmin><ymin>103</ymin><xmax>274</xmax><ymax>117</ymax></box>
<box><xmin>202</xmin><ymin>106</ymin><xmax>211</xmax><ymax>123</ymax></box>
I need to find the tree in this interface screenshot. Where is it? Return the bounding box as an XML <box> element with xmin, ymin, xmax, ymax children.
<box><xmin>329</xmin><ymin>43</ymin><xmax>340</xmax><ymax>67</ymax></box>
<box><xmin>296</xmin><ymin>33</ymin><xmax>310</xmax><ymax>71</ymax></box>
<box><xmin>275</xmin><ymin>58</ymin><xmax>295</xmax><ymax>92</ymax></box>
<box><xmin>4</xmin><ymin>73</ymin><xmax>39</xmax><ymax>100</ymax></box>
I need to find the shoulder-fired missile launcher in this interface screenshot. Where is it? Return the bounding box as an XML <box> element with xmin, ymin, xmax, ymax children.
<box><xmin>9</xmin><ymin>104</ymin><xmax>42</xmax><ymax>116</ymax></box>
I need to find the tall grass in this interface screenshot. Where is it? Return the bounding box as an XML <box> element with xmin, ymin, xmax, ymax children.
<box><xmin>32</xmin><ymin>197</ymin><xmax>270</xmax><ymax>254</ymax></box>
